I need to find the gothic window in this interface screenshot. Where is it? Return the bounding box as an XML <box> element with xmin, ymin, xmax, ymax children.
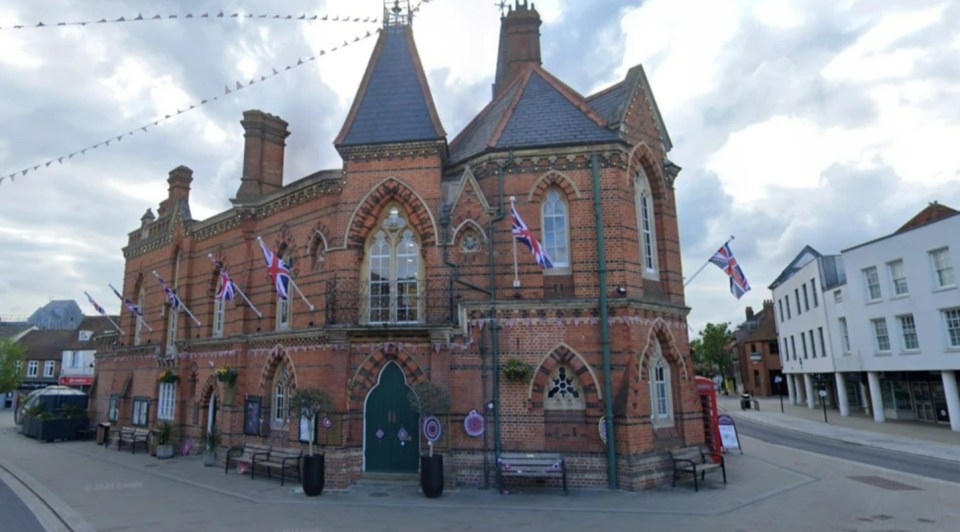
<box><xmin>635</xmin><ymin>168</ymin><xmax>659</xmax><ymax>278</ymax></box>
<box><xmin>312</xmin><ymin>233</ymin><xmax>327</xmax><ymax>272</ymax></box>
<box><xmin>272</xmin><ymin>365</ymin><xmax>290</xmax><ymax>428</ymax></box>
<box><xmin>365</xmin><ymin>206</ymin><xmax>423</xmax><ymax>324</ymax></box>
<box><xmin>544</xmin><ymin>366</ymin><xmax>585</xmax><ymax>410</ymax></box>
<box><xmin>541</xmin><ymin>189</ymin><xmax>570</xmax><ymax>269</ymax></box>
<box><xmin>648</xmin><ymin>343</ymin><xmax>673</xmax><ymax>426</ymax></box>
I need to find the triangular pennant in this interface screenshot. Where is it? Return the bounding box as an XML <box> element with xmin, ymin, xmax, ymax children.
<box><xmin>152</xmin><ymin>14</ymin><xmax>161</xmax><ymax>20</ymax></box>
<box><xmin>45</xmin><ymin>161</ymin><xmax>52</xmax><ymax>167</ymax></box>
<box><xmin>185</xmin><ymin>14</ymin><xmax>193</xmax><ymax>18</ymax></box>
<box><xmin>115</xmin><ymin>16</ymin><xmax>125</xmax><ymax>22</ymax></box>
<box><xmin>36</xmin><ymin>21</ymin><xmax>45</xmax><ymax>27</ymax></box>
<box><xmin>58</xmin><ymin>157</ymin><xmax>63</xmax><ymax>163</ymax></box>
<box><xmin>117</xmin><ymin>135</ymin><xmax>123</xmax><ymax>141</ymax></box>
<box><xmin>260</xmin><ymin>75</ymin><xmax>266</xmax><ymax>81</ymax></box>
<box><xmin>0</xmin><ymin>177</ymin><xmax>4</xmax><ymax>185</ymax></box>
<box><xmin>105</xmin><ymin>140</ymin><xmax>111</xmax><ymax>146</ymax></box>
<box><xmin>224</xmin><ymin>85</ymin><xmax>231</xmax><ymax>94</ymax></box>
<box><xmin>298</xmin><ymin>14</ymin><xmax>305</xmax><ymax>19</ymax></box>
<box><xmin>141</xmin><ymin>126</ymin><xmax>148</xmax><ymax>132</ymax></box>
<box><xmin>135</xmin><ymin>13</ymin><xmax>143</xmax><ymax>20</ymax></box>
<box><xmin>235</xmin><ymin>81</ymin><xmax>243</xmax><ymax>89</ymax></box>
<box><xmin>297</xmin><ymin>58</ymin><xmax>303</xmax><ymax>65</ymax></box>
<box><xmin>200</xmin><ymin>13</ymin><xmax>209</xmax><ymax>18</ymax></box>
<box><xmin>217</xmin><ymin>11</ymin><xmax>224</xmax><ymax>17</ymax></box>
<box><xmin>200</xmin><ymin>99</ymin><xmax>207</xmax><ymax>104</ymax></box>
<box><xmin>272</xmin><ymin>67</ymin><xmax>279</xmax><ymax>75</ymax></box>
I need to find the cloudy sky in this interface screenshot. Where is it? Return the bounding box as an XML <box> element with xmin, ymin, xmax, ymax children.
<box><xmin>1</xmin><ymin>0</ymin><xmax>958</xmax><ymax>337</ymax></box>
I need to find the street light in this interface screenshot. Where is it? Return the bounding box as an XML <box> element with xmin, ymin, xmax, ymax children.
<box><xmin>774</xmin><ymin>374</ymin><xmax>784</xmax><ymax>413</ymax></box>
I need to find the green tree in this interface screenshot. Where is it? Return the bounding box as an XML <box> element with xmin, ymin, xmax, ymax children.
<box><xmin>694</xmin><ymin>322</ymin><xmax>735</xmax><ymax>380</ymax></box>
<box><xmin>0</xmin><ymin>339</ymin><xmax>25</xmax><ymax>394</ymax></box>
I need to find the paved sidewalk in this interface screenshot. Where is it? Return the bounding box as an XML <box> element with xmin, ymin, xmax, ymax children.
<box><xmin>718</xmin><ymin>395</ymin><xmax>960</xmax><ymax>463</ymax></box>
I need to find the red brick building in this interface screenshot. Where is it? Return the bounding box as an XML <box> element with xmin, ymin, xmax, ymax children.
<box><xmin>734</xmin><ymin>301</ymin><xmax>783</xmax><ymax>397</ymax></box>
<box><xmin>94</xmin><ymin>2</ymin><xmax>699</xmax><ymax>491</ymax></box>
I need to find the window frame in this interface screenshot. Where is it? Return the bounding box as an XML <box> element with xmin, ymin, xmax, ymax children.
<box><xmin>863</xmin><ymin>267</ymin><xmax>882</xmax><ymax>301</ymax></box>
<box><xmin>930</xmin><ymin>247</ymin><xmax>955</xmax><ymax>289</ymax></box>
<box><xmin>364</xmin><ymin>207</ymin><xmax>424</xmax><ymax>325</ymax></box>
<box><xmin>943</xmin><ymin>308</ymin><xmax>960</xmax><ymax>349</ymax></box>
<box><xmin>897</xmin><ymin>314</ymin><xmax>919</xmax><ymax>351</ymax></box>
<box><xmin>543</xmin><ymin>365</ymin><xmax>586</xmax><ymax>411</ymax></box>
<box><xmin>811</xmin><ymin>279</ymin><xmax>819</xmax><ymax>307</ymax></box>
<box><xmin>541</xmin><ymin>188</ymin><xmax>571</xmax><ymax>271</ymax></box>
<box><xmin>108</xmin><ymin>393</ymin><xmax>120</xmax><ymax>422</ymax></box>
<box><xmin>838</xmin><ymin>317</ymin><xmax>851</xmax><ymax>353</ymax></box>
<box><xmin>648</xmin><ymin>346</ymin><xmax>673</xmax><ymax>427</ymax></box>
<box><xmin>272</xmin><ymin>366</ymin><xmax>290</xmax><ymax>429</ymax></box>
<box><xmin>43</xmin><ymin>360</ymin><xmax>55</xmax><ymax>378</ymax></box>
<box><xmin>131</xmin><ymin>396</ymin><xmax>150</xmax><ymax>427</ymax></box>
<box><xmin>27</xmin><ymin>360</ymin><xmax>38</xmax><ymax>377</ymax></box>
<box><xmin>887</xmin><ymin>259</ymin><xmax>909</xmax><ymax>296</ymax></box>
<box><xmin>157</xmin><ymin>382</ymin><xmax>176</xmax><ymax>421</ymax></box>
<box><xmin>634</xmin><ymin>170</ymin><xmax>659</xmax><ymax>278</ymax></box>
<box><xmin>871</xmin><ymin>318</ymin><xmax>891</xmax><ymax>353</ymax></box>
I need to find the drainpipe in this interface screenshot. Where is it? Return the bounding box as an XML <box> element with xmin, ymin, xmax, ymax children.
<box><xmin>489</xmin><ymin>151</ymin><xmax>512</xmax><ymax>465</ymax></box>
<box><xmin>592</xmin><ymin>153</ymin><xmax>617</xmax><ymax>489</ymax></box>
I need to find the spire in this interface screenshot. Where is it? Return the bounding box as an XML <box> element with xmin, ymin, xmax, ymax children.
<box><xmin>335</xmin><ymin>14</ymin><xmax>445</xmax><ymax>151</ymax></box>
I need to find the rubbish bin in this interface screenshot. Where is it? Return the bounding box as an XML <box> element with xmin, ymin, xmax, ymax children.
<box><xmin>740</xmin><ymin>393</ymin><xmax>752</xmax><ymax>410</ymax></box>
<box><xmin>97</xmin><ymin>422</ymin><xmax>111</xmax><ymax>446</ymax></box>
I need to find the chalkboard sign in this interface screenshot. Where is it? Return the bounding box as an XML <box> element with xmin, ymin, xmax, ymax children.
<box><xmin>717</xmin><ymin>413</ymin><xmax>742</xmax><ymax>454</ymax></box>
<box><xmin>243</xmin><ymin>396</ymin><xmax>261</xmax><ymax>436</ymax></box>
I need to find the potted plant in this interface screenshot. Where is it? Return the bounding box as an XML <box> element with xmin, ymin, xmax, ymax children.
<box><xmin>503</xmin><ymin>358</ymin><xmax>532</xmax><ymax>382</ymax></box>
<box><xmin>216</xmin><ymin>366</ymin><xmax>238</xmax><ymax>385</ymax></box>
<box><xmin>202</xmin><ymin>426</ymin><xmax>221</xmax><ymax>467</ymax></box>
<box><xmin>407</xmin><ymin>380</ymin><xmax>450</xmax><ymax>498</ymax></box>
<box><xmin>155</xmin><ymin>421</ymin><xmax>175</xmax><ymax>459</ymax></box>
<box><xmin>290</xmin><ymin>387</ymin><xmax>332</xmax><ymax>497</ymax></box>
<box><xmin>157</xmin><ymin>369</ymin><xmax>180</xmax><ymax>384</ymax></box>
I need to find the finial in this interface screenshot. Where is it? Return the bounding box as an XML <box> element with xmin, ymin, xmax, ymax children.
<box><xmin>495</xmin><ymin>0</ymin><xmax>507</xmax><ymax>17</ymax></box>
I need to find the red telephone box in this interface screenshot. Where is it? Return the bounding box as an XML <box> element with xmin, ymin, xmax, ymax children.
<box><xmin>695</xmin><ymin>376</ymin><xmax>722</xmax><ymax>454</ymax></box>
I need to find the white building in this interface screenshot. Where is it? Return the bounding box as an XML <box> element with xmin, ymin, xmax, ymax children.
<box><xmin>772</xmin><ymin>203</ymin><xmax>960</xmax><ymax>431</ymax></box>
<box><xmin>58</xmin><ymin>316</ymin><xmax>117</xmax><ymax>392</ymax></box>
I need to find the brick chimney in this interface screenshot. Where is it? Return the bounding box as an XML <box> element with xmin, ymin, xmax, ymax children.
<box><xmin>492</xmin><ymin>1</ymin><xmax>542</xmax><ymax>98</ymax></box>
<box><xmin>157</xmin><ymin>165</ymin><xmax>192</xmax><ymax>217</ymax></box>
<box><xmin>745</xmin><ymin>306</ymin><xmax>754</xmax><ymax>321</ymax></box>
<box><xmin>235</xmin><ymin>110</ymin><xmax>290</xmax><ymax>200</ymax></box>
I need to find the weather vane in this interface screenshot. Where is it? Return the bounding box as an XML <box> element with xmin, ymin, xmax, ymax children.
<box><xmin>496</xmin><ymin>0</ymin><xmax>508</xmax><ymax>17</ymax></box>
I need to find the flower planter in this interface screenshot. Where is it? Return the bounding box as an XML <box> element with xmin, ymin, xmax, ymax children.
<box><xmin>203</xmin><ymin>450</ymin><xmax>217</xmax><ymax>467</ymax></box>
<box><xmin>420</xmin><ymin>454</ymin><xmax>444</xmax><ymax>498</ymax></box>
<box><xmin>301</xmin><ymin>454</ymin><xmax>325</xmax><ymax>496</ymax></box>
<box><xmin>156</xmin><ymin>444</ymin><xmax>175</xmax><ymax>459</ymax></box>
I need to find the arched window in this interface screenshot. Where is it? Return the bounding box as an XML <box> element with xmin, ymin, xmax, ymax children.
<box><xmin>272</xmin><ymin>365</ymin><xmax>290</xmax><ymax>429</ymax></box>
<box><xmin>544</xmin><ymin>365</ymin><xmax>585</xmax><ymax>410</ymax></box>
<box><xmin>635</xmin><ymin>168</ymin><xmax>659</xmax><ymax>278</ymax></box>
<box><xmin>541</xmin><ymin>189</ymin><xmax>570</xmax><ymax>269</ymax></box>
<box><xmin>365</xmin><ymin>206</ymin><xmax>422</xmax><ymax>324</ymax></box>
<box><xmin>648</xmin><ymin>343</ymin><xmax>673</xmax><ymax>426</ymax></box>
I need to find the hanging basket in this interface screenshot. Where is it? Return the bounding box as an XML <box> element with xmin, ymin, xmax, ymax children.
<box><xmin>157</xmin><ymin>370</ymin><xmax>180</xmax><ymax>384</ymax></box>
<box><xmin>216</xmin><ymin>367</ymin><xmax>238</xmax><ymax>385</ymax></box>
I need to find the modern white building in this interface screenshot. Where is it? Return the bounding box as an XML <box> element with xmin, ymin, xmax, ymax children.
<box><xmin>771</xmin><ymin>203</ymin><xmax>960</xmax><ymax>431</ymax></box>
<box><xmin>58</xmin><ymin>316</ymin><xmax>117</xmax><ymax>392</ymax></box>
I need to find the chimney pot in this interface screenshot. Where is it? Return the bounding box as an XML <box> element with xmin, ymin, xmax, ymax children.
<box><xmin>236</xmin><ymin>110</ymin><xmax>290</xmax><ymax>200</ymax></box>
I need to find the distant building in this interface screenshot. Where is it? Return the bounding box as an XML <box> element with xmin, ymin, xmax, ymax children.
<box><xmin>771</xmin><ymin>203</ymin><xmax>960</xmax><ymax>431</ymax></box>
<box><xmin>732</xmin><ymin>301</ymin><xmax>782</xmax><ymax>397</ymax></box>
<box><xmin>1</xmin><ymin>321</ymin><xmax>35</xmax><ymax>409</ymax></box>
<box><xmin>26</xmin><ymin>300</ymin><xmax>84</xmax><ymax>330</ymax></box>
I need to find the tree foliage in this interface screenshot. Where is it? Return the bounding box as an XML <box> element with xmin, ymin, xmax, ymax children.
<box><xmin>0</xmin><ymin>339</ymin><xmax>25</xmax><ymax>394</ymax></box>
<box><xmin>290</xmin><ymin>387</ymin><xmax>333</xmax><ymax>455</ymax></box>
<box><xmin>694</xmin><ymin>322</ymin><xmax>735</xmax><ymax>378</ymax></box>
<box><xmin>407</xmin><ymin>380</ymin><xmax>450</xmax><ymax>416</ymax></box>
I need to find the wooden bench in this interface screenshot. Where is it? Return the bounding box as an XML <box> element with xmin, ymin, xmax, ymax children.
<box><xmin>112</xmin><ymin>427</ymin><xmax>149</xmax><ymax>454</ymax></box>
<box><xmin>670</xmin><ymin>447</ymin><xmax>726</xmax><ymax>492</ymax></box>
<box><xmin>497</xmin><ymin>452</ymin><xmax>567</xmax><ymax>495</ymax></box>
<box><xmin>225</xmin><ymin>443</ymin><xmax>271</xmax><ymax>477</ymax></box>
<box><xmin>226</xmin><ymin>444</ymin><xmax>302</xmax><ymax>486</ymax></box>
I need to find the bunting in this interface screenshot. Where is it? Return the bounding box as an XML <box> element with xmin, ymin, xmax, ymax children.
<box><xmin>2</xmin><ymin>27</ymin><xmax>378</xmax><ymax>186</ymax></box>
<box><xmin>0</xmin><ymin>11</ymin><xmax>380</xmax><ymax>31</ymax></box>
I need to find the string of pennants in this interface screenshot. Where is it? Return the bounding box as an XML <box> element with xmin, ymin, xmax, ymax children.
<box><xmin>0</xmin><ymin>26</ymin><xmax>378</xmax><ymax>187</ymax></box>
<box><xmin>107</xmin><ymin>338</ymin><xmax>476</xmax><ymax>362</ymax></box>
<box><xmin>0</xmin><ymin>0</ymin><xmax>434</xmax><ymax>187</ymax></box>
<box><xmin>0</xmin><ymin>11</ymin><xmax>381</xmax><ymax>31</ymax></box>
<box><xmin>469</xmin><ymin>316</ymin><xmax>688</xmax><ymax>330</ymax></box>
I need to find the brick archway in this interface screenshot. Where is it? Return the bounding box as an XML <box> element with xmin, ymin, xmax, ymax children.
<box><xmin>346</xmin><ymin>178</ymin><xmax>437</xmax><ymax>250</ymax></box>
<box><xmin>348</xmin><ymin>344</ymin><xmax>426</xmax><ymax>412</ymax></box>
<box><xmin>529</xmin><ymin>344</ymin><xmax>601</xmax><ymax>414</ymax></box>
<box><xmin>258</xmin><ymin>345</ymin><xmax>299</xmax><ymax>391</ymax></box>
<box><xmin>526</xmin><ymin>170</ymin><xmax>582</xmax><ymax>203</ymax></box>
<box><xmin>637</xmin><ymin>320</ymin><xmax>690</xmax><ymax>382</ymax></box>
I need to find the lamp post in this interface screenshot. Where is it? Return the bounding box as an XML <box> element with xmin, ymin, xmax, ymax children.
<box><xmin>817</xmin><ymin>374</ymin><xmax>828</xmax><ymax>423</ymax></box>
<box><xmin>775</xmin><ymin>374</ymin><xmax>784</xmax><ymax>413</ymax></box>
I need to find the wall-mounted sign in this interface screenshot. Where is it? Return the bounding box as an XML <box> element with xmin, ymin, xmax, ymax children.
<box><xmin>243</xmin><ymin>396</ymin><xmax>261</xmax><ymax>436</ymax></box>
<box><xmin>59</xmin><ymin>376</ymin><xmax>94</xmax><ymax>386</ymax></box>
<box><xmin>464</xmin><ymin>409</ymin><xmax>484</xmax><ymax>437</ymax></box>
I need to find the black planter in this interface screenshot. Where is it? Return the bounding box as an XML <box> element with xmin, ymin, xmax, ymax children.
<box><xmin>302</xmin><ymin>454</ymin><xmax>325</xmax><ymax>497</ymax></box>
<box><xmin>420</xmin><ymin>454</ymin><xmax>444</xmax><ymax>498</ymax></box>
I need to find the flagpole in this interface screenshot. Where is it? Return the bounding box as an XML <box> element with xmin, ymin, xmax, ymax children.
<box><xmin>84</xmin><ymin>292</ymin><xmax>124</xmax><ymax>335</ymax></box>
<box><xmin>683</xmin><ymin>235</ymin><xmax>735</xmax><ymax>287</ymax></box>
<box><xmin>510</xmin><ymin>196</ymin><xmax>520</xmax><ymax>288</ymax></box>
<box><xmin>288</xmin><ymin>278</ymin><xmax>315</xmax><ymax>312</ymax></box>
<box><xmin>207</xmin><ymin>254</ymin><xmax>263</xmax><ymax>318</ymax></box>
<box><xmin>152</xmin><ymin>270</ymin><xmax>202</xmax><ymax>326</ymax></box>
<box><xmin>108</xmin><ymin>283</ymin><xmax>152</xmax><ymax>331</ymax></box>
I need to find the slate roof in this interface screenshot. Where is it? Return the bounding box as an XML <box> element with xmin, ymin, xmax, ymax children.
<box><xmin>335</xmin><ymin>25</ymin><xmax>445</xmax><ymax>147</ymax></box>
<box><xmin>0</xmin><ymin>322</ymin><xmax>33</xmax><ymax>341</ymax></box>
<box><xmin>585</xmin><ymin>82</ymin><xmax>624</xmax><ymax>125</ymax></box>
<box><xmin>19</xmin><ymin>330</ymin><xmax>73</xmax><ymax>360</ymax></box>
<box><xmin>449</xmin><ymin>65</ymin><xmax>619</xmax><ymax>165</ymax></box>
<box><xmin>27</xmin><ymin>300</ymin><xmax>83</xmax><ymax>330</ymax></box>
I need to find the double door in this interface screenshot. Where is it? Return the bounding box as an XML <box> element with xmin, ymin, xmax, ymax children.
<box><xmin>364</xmin><ymin>363</ymin><xmax>419</xmax><ymax>472</ymax></box>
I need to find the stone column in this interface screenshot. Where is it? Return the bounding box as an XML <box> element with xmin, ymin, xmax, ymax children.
<box><xmin>835</xmin><ymin>373</ymin><xmax>850</xmax><ymax>417</ymax></box>
<box><xmin>941</xmin><ymin>370</ymin><xmax>960</xmax><ymax>432</ymax></box>
<box><xmin>804</xmin><ymin>374</ymin><xmax>815</xmax><ymax>409</ymax></box>
<box><xmin>787</xmin><ymin>374</ymin><xmax>797</xmax><ymax>405</ymax></box>
<box><xmin>867</xmin><ymin>371</ymin><xmax>885</xmax><ymax>423</ymax></box>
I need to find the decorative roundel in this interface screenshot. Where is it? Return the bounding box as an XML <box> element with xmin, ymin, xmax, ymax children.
<box><xmin>397</xmin><ymin>426</ymin><xmax>409</xmax><ymax>442</ymax></box>
<box><xmin>598</xmin><ymin>416</ymin><xmax>608</xmax><ymax>445</ymax></box>
<box><xmin>422</xmin><ymin>415</ymin><xmax>442</xmax><ymax>443</ymax></box>
<box><xmin>464</xmin><ymin>409</ymin><xmax>485</xmax><ymax>438</ymax></box>
<box><xmin>321</xmin><ymin>416</ymin><xmax>333</xmax><ymax>429</ymax></box>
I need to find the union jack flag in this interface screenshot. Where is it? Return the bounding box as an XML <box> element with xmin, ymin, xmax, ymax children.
<box><xmin>155</xmin><ymin>273</ymin><xmax>183</xmax><ymax>310</ymax></box>
<box><xmin>85</xmin><ymin>292</ymin><xmax>106</xmax><ymax>316</ymax></box>
<box><xmin>259</xmin><ymin>238</ymin><xmax>290</xmax><ymax>300</ymax></box>
<box><xmin>215</xmin><ymin>264</ymin><xmax>236</xmax><ymax>301</ymax></box>
<box><xmin>512</xmin><ymin>205</ymin><xmax>553</xmax><ymax>269</ymax></box>
<box><xmin>111</xmin><ymin>285</ymin><xmax>143</xmax><ymax>317</ymax></box>
<box><xmin>709</xmin><ymin>242</ymin><xmax>751</xmax><ymax>299</ymax></box>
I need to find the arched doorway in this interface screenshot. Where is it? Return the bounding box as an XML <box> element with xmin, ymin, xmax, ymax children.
<box><xmin>364</xmin><ymin>362</ymin><xmax>419</xmax><ymax>473</ymax></box>
<box><xmin>207</xmin><ymin>389</ymin><xmax>218</xmax><ymax>433</ymax></box>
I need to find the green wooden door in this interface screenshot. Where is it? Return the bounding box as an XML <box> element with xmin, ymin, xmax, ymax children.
<box><xmin>365</xmin><ymin>362</ymin><xmax>420</xmax><ymax>472</ymax></box>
